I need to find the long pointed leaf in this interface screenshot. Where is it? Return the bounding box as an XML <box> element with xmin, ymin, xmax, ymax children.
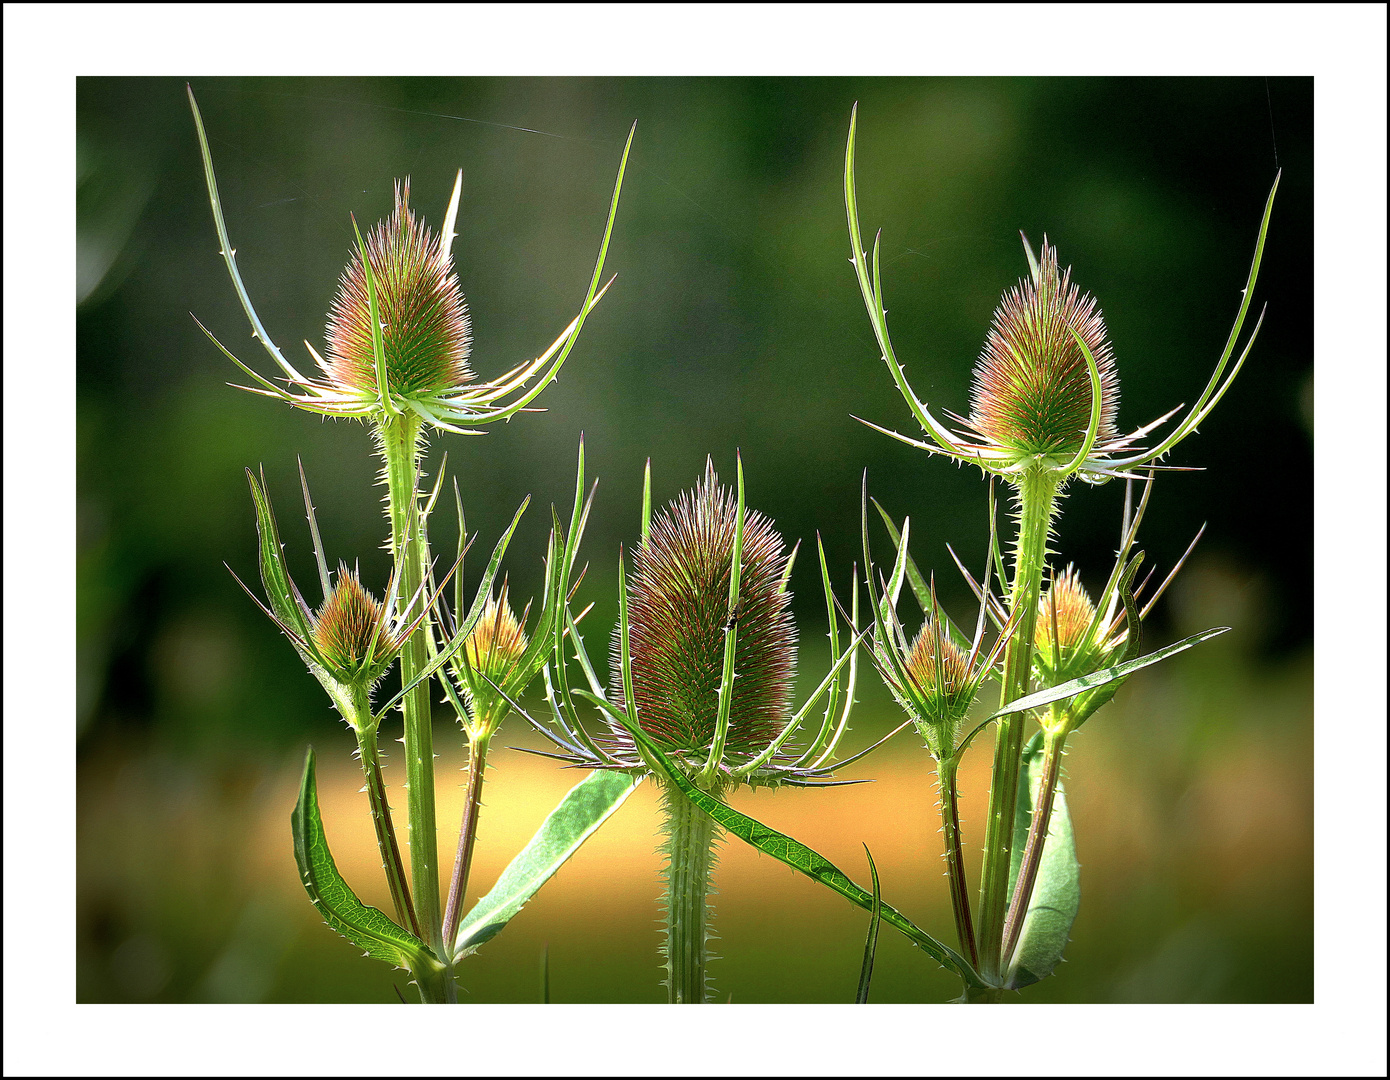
<box><xmin>291</xmin><ymin>749</ymin><xmax>443</xmax><ymax>976</ymax></box>
<box><xmin>986</xmin><ymin>626</ymin><xmax>1230</xmax><ymax>721</ymax></box>
<box><xmin>613</xmin><ymin>713</ymin><xmax>984</xmax><ymax>988</ymax></box>
<box><xmin>453</xmin><ymin>770</ymin><xmax>641</xmax><ymax>958</ymax></box>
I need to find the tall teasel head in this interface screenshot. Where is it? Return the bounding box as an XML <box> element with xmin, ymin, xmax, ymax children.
<box><xmin>843</xmin><ymin>104</ymin><xmax>1280</xmax><ymax>485</ymax></box>
<box><xmin>532</xmin><ymin>453</ymin><xmax>871</xmax><ymax>790</ymax></box>
<box><xmin>613</xmin><ymin>459</ymin><xmax>797</xmax><ymax>756</ymax></box>
<box><xmin>230</xmin><ymin>465</ymin><xmax>458</xmax><ymax>729</ymax></box>
<box><xmin>322</xmin><ymin>180</ymin><xmax>472</xmax><ymax>398</ymax></box>
<box><xmin>188</xmin><ymin>87</ymin><xmax>635</xmax><ymax>436</ymax></box>
<box><xmin>966</xmin><ymin>240</ymin><xmax>1119</xmax><ymax>466</ymax></box>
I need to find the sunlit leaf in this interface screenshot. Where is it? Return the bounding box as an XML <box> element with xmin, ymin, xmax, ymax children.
<box><xmin>454</xmin><ymin>770</ymin><xmax>641</xmax><ymax>958</ymax></box>
<box><xmin>1005</xmin><ymin>734</ymin><xmax>1079</xmax><ymax>989</ymax></box>
<box><xmin>986</xmin><ymin>626</ymin><xmax>1229</xmax><ymax>721</ymax></box>
<box><xmin>291</xmin><ymin>749</ymin><xmax>443</xmax><ymax>976</ymax></box>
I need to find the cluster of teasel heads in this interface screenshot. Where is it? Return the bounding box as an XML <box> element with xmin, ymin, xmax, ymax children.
<box><xmin>193</xmin><ymin>85</ymin><xmax>1278</xmax><ymax>1004</ymax></box>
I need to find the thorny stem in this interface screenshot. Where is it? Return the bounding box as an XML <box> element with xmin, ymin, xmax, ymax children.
<box><xmin>1000</xmin><ymin>729</ymin><xmax>1066</xmax><ymax>968</ymax></box>
<box><xmin>936</xmin><ymin>754</ymin><xmax>978</xmax><ymax>969</ymax></box>
<box><xmin>659</xmin><ymin>778</ymin><xmax>721</xmax><ymax>1004</ymax></box>
<box><xmin>351</xmin><ymin>695</ymin><xmax>420</xmax><ymax>941</ymax></box>
<box><xmin>377</xmin><ymin>412</ymin><xmax>449</xmax><ymax>982</ymax></box>
<box><xmin>976</xmin><ymin>465</ymin><xmax>1059</xmax><ymax>984</ymax></box>
<box><xmin>441</xmin><ymin>732</ymin><xmax>491</xmax><ymax>954</ymax></box>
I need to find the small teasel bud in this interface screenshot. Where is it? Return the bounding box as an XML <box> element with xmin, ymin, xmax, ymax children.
<box><xmin>968</xmin><ymin>241</ymin><xmax>1119</xmax><ymax>464</ymax></box>
<box><xmin>311</xmin><ymin>564</ymin><xmax>399</xmax><ymax>681</ymax></box>
<box><xmin>903</xmin><ymin>618</ymin><xmax>974</xmax><ymax>753</ymax></box>
<box><xmin>323</xmin><ymin>179</ymin><xmax>473</xmax><ymax>396</ymax></box>
<box><xmin>617</xmin><ymin>462</ymin><xmax>797</xmax><ymax>756</ymax></box>
<box><xmin>463</xmin><ymin>588</ymin><xmax>530</xmax><ymax>685</ymax></box>
<box><xmin>1035</xmin><ymin>564</ymin><xmax>1112</xmax><ymax>681</ymax></box>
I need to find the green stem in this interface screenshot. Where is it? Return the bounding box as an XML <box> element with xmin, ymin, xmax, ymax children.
<box><xmin>351</xmin><ymin>702</ymin><xmax>420</xmax><ymax>942</ymax></box>
<box><xmin>976</xmin><ymin>465</ymin><xmax>1059</xmax><ymax>983</ymax></box>
<box><xmin>441</xmin><ymin>732</ymin><xmax>490</xmax><ymax>954</ymax></box>
<box><xmin>377</xmin><ymin>413</ymin><xmax>448</xmax><ymax>968</ymax></box>
<box><xmin>1000</xmin><ymin>728</ymin><xmax>1065</xmax><ymax>967</ymax></box>
<box><xmin>659</xmin><ymin>778</ymin><xmax>721</xmax><ymax>1004</ymax></box>
<box><xmin>936</xmin><ymin>754</ymin><xmax>977</xmax><ymax>970</ymax></box>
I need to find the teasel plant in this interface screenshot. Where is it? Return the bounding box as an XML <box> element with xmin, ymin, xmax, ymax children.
<box><xmin>190</xmin><ymin>86</ymin><xmax>642</xmax><ymax>1001</ymax></box>
<box><xmin>844</xmin><ymin>103</ymin><xmax>1276</xmax><ymax>995</ymax></box>
<box><xmin>232</xmin><ymin>462</ymin><xmax>468</xmax><ymax>1000</ymax></box>
<box><xmin>485</xmin><ymin>455</ymin><xmax>876</xmax><ymax>1001</ymax></box>
<box><xmin>858</xmin><ymin>477</ymin><xmax>1023</xmax><ymax>973</ymax></box>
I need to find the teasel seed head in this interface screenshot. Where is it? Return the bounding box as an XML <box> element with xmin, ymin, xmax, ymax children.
<box><xmin>615</xmin><ymin>461</ymin><xmax>797</xmax><ymax>756</ymax></box>
<box><xmin>967</xmin><ymin>240</ymin><xmax>1119</xmax><ymax>465</ymax></box>
<box><xmin>323</xmin><ymin>179</ymin><xmax>473</xmax><ymax>396</ymax></box>
<box><xmin>464</xmin><ymin>587</ymin><xmax>530</xmax><ymax>685</ymax></box>
<box><xmin>1035</xmin><ymin>564</ymin><xmax>1115</xmax><ymax>682</ymax></box>
<box><xmin>310</xmin><ymin>564</ymin><xmax>400</xmax><ymax>681</ymax></box>
<box><xmin>905</xmin><ymin>619</ymin><xmax>973</xmax><ymax>712</ymax></box>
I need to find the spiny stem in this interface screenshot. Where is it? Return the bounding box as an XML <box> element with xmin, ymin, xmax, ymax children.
<box><xmin>936</xmin><ymin>754</ymin><xmax>977</xmax><ymax>969</ymax></box>
<box><xmin>976</xmin><ymin>465</ymin><xmax>1060</xmax><ymax>983</ymax></box>
<box><xmin>1000</xmin><ymin>729</ymin><xmax>1066</xmax><ymax>966</ymax></box>
<box><xmin>441</xmin><ymin>732</ymin><xmax>491</xmax><ymax>953</ymax></box>
<box><xmin>659</xmin><ymin>778</ymin><xmax>721</xmax><ymax>1004</ymax></box>
<box><xmin>377</xmin><ymin>411</ymin><xmax>448</xmax><ymax>973</ymax></box>
<box><xmin>351</xmin><ymin>704</ymin><xmax>420</xmax><ymax>941</ymax></box>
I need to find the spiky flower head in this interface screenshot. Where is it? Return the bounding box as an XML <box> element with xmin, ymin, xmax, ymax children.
<box><xmin>613</xmin><ymin>461</ymin><xmax>797</xmax><ymax>757</ymax></box>
<box><xmin>463</xmin><ymin>587</ymin><xmax>530</xmax><ymax>681</ymax></box>
<box><xmin>310</xmin><ymin>563</ymin><xmax>402</xmax><ymax>685</ymax></box>
<box><xmin>323</xmin><ymin>180</ymin><xmax>472</xmax><ymax>397</ymax></box>
<box><xmin>451</xmin><ymin>585</ymin><xmax>533</xmax><ymax>740</ymax></box>
<box><xmin>1034</xmin><ymin>565</ymin><xmax>1116</xmax><ymax>685</ymax></box>
<box><xmin>967</xmin><ymin>240</ymin><xmax>1119</xmax><ymax>466</ymax></box>
<box><xmin>905</xmin><ymin>618</ymin><xmax>973</xmax><ymax>717</ymax></box>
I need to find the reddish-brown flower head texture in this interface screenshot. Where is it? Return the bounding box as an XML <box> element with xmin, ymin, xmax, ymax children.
<box><xmin>311</xmin><ymin>565</ymin><xmax>399</xmax><ymax>679</ymax></box>
<box><xmin>968</xmin><ymin>241</ymin><xmax>1119</xmax><ymax>461</ymax></box>
<box><xmin>904</xmin><ymin>619</ymin><xmax>972</xmax><ymax>715</ymax></box>
<box><xmin>323</xmin><ymin>180</ymin><xmax>472</xmax><ymax>396</ymax></box>
<box><xmin>464</xmin><ymin>590</ymin><xmax>529</xmax><ymax>684</ymax></box>
<box><xmin>613</xmin><ymin>463</ymin><xmax>797</xmax><ymax>756</ymax></box>
<box><xmin>1036</xmin><ymin>565</ymin><xmax>1098</xmax><ymax>654</ymax></box>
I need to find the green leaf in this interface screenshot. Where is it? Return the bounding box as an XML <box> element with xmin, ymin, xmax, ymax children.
<box><xmin>291</xmin><ymin>748</ymin><xmax>443</xmax><ymax>976</ymax></box>
<box><xmin>454</xmin><ymin>770</ymin><xmax>641</xmax><ymax>958</ymax></box>
<box><xmin>1005</xmin><ymin>734</ymin><xmax>1079</xmax><ymax>989</ymax></box>
<box><xmin>614</xmin><ymin>712</ymin><xmax>985</xmax><ymax>988</ymax></box>
<box><xmin>986</xmin><ymin>626</ymin><xmax>1230</xmax><ymax>722</ymax></box>
<box><xmin>855</xmin><ymin>845</ymin><xmax>882</xmax><ymax>1003</ymax></box>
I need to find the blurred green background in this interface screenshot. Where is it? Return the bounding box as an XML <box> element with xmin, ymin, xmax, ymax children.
<box><xmin>77</xmin><ymin>77</ymin><xmax>1311</xmax><ymax>1003</ymax></box>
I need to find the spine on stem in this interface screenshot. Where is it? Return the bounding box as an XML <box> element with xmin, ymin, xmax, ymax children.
<box><xmin>352</xmin><ymin>704</ymin><xmax>420</xmax><ymax>940</ymax></box>
<box><xmin>442</xmin><ymin>734</ymin><xmax>491</xmax><ymax>950</ymax></box>
<box><xmin>377</xmin><ymin>412</ymin><xmax>450</xmax><ymax>992</ymax></box>
<box><xmin>659</xmin><ymin>779</ymin><xmax>722</xmax><ymax>1004</ymax></box>
<box><xmin>976</xmin><ymin>466</ymin><xmax>1059</xmax><ymax>982</ymax></box>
